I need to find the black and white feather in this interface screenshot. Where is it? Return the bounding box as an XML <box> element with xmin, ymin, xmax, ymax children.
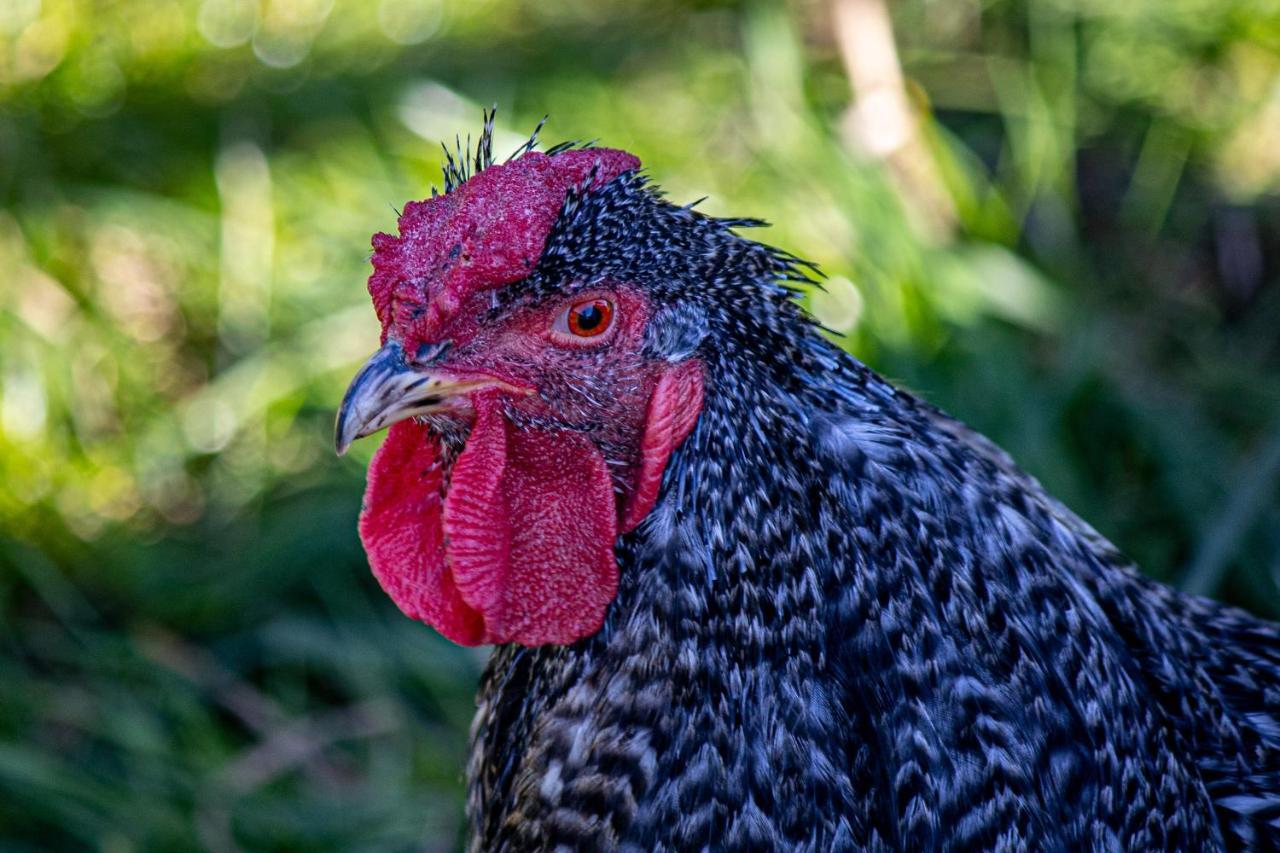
<box><xmin>455</xmin><ymin>131</ymin><xmax>1280</xmax><ymax>852</ymax></box>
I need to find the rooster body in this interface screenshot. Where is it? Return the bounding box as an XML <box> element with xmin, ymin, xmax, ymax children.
<box><xmin>337</xmin><ymin>123</ymin><xmax>1280</xmax><ymax>851</ymax></box>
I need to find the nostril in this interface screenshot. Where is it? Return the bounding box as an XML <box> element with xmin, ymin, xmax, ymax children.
<box><xmin>414</xmin><ymin>341</ymin><xmax>452</xmax><ymax>365</ymax></box>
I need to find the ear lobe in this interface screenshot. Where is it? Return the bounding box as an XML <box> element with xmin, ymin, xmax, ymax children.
<box><xmin>621</xmin><ymin>360</ymin><xmax>705</xmax><ymax>533</ymax></box>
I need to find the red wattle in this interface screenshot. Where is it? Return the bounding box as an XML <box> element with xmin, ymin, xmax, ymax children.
<box><xmin>359</xmin><ymin>367</ymin><xmax>701</xmax><ymax>647</ymax></box>
<box><xmin>360</xmin><ymin>394</ymin><xmax>621</xmax><ymax>647</ymax></box>
<box><xmin>445</xmin><ymin>393</ymin><xmax>619</xmax><ymax>645</ymax></box>
<box><xmin>359</xmin><ymin>420</ymin><xmax>486</xmax><ymax>645</ymax></box>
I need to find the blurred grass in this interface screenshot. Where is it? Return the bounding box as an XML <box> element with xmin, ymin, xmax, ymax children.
<box><xmin>2</xmin><ymin>0</ymin><xmax>1280</xmax><ymax>848</ymax></box>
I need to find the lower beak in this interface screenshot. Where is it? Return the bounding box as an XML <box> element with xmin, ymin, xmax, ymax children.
<box><xmin>335</xmin><ymin>342</ymin><xmax>474</xmax><ymax>456</ymax></box>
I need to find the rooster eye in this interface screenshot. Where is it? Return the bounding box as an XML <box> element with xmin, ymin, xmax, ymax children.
<box><xmin>552</xmin><ymin>297</ymin><xmax>616</xmax><ymax>343</ymax></box>
<box><xmin>569</xmin><ymin>301</ymin><xmax>610</xmax><ymax>335</ymax></box>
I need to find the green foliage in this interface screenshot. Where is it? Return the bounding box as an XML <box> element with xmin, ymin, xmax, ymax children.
<box><xmin>2</xmin><ymin>0</ymin><xmax>1279</xmax><ymax>847</ymax></box>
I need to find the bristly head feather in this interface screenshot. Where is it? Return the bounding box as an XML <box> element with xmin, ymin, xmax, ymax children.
<box><xmin>439</xmin><ymin>109</ymin><xmax>606</xmax><ymax>191</ymax></box>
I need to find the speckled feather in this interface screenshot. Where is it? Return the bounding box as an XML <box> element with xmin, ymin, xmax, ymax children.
<box><xmin>422</xmin><ymin>125</ymin><xmax>1280</xmax><ymax>851</ymax></box>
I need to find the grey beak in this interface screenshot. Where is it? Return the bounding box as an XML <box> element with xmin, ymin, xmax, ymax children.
<box><xmin>334</xmin><ymin>342</ymin><xmax>466</xmax><ymax>455</ymax></box>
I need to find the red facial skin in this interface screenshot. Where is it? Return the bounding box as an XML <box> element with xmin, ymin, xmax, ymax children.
<box><xmin>356</xmin><ymin>150</ymin><xmax>704</xmax><ymax>647</ymax></box>
<box><xmin>439</xmin><ymin>287</ymin><xmax>654</xmax><ymax>446</ymax></box>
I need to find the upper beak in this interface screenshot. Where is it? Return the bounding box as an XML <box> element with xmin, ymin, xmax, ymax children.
<box><xmin>334</xmin><ymin>341</ymin><xmax>473</xmax><ymax>456</ymax></box>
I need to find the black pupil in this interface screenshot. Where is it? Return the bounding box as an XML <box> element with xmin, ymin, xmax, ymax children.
<box><xmin>575</xmin><ymin>304</ymin><xmax>604</xmax><ymax>331</ymax></box>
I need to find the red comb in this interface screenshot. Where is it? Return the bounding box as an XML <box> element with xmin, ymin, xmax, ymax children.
<box><xmin>368</xmin><ymin>148</ymin><xmax>641</xmax><ymax>350</ymax></box>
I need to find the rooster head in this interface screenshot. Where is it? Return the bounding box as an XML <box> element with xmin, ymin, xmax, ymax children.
<box><xmin>335</xmin><ymin>121</ymin><xmax>706</xmax><ymax>647</ymax></box>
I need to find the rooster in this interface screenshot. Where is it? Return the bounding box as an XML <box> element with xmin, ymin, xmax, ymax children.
<box><xmin>335</xmin><ymin>116</ymin><xmax>1280</xmax><ymax>851</ymax></box>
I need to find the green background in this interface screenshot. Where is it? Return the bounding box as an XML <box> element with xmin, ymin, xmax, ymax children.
<box><xmin>3</xmin><ymin>0</ymin><xmax>1279</xmax><ymax>848</ymax></box>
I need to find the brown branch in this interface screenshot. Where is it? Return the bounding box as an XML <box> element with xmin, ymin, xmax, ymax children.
<box><xmin>832</xmin><ymin>0</ymin><xmax>957</xmax><ymax>241</ymax></box>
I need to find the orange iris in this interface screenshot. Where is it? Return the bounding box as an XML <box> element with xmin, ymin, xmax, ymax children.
<box><xmin>566</xmin><ymin>298</ymin><xmax>614</xmax><ymax>337</ymax></box>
